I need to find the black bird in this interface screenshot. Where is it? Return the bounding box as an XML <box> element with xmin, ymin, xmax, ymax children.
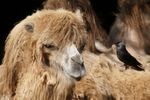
<box><xmin>115</xmin><ymin>41</ymin><xmax>144</xmax><ymax>71</ymax></box>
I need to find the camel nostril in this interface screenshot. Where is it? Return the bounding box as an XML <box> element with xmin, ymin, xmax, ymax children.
<box><xmin>71</xmin><ymin>57</ymin><xmax>75</xmax><ymax>62</ymax></box>
<box><xmin>81</xmin><ymin>62</ymin><xmax>84</xmax><ymax>67</ymax></box>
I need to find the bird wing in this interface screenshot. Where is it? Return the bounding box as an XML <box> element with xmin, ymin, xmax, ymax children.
<box><xmin>126</xmin><ymin>50</ymin><xmax>141</xmax><ymax>66</ymax></box>
<box><xmin>118</xmin><ymin>48</ymin><xmax>141</xmax><ymax>65</ymax></box>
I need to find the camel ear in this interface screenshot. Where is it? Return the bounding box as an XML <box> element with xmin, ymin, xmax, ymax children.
<box><xmin>24</xmin><ymin>23</ymin><xmax>34</xmax><ymax>33</ymax></box>
<box><xmin>75</xmin><ymin>9</ymin><xmax>83</xmax><ymax>22</ymax></box>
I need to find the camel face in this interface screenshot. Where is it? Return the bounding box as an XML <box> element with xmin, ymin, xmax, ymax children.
<box><xmin>42</xmin><ymin>41</ymin><xmax>85</xmax><ymax>80</ymax></box>
<box><xmin>27</xmin><ymin>9</ymin><xmax>87</xmax><ymax>80</ymax></box>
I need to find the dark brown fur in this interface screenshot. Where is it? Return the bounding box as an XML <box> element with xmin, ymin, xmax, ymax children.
<box><xmin>43</xmin><ymin>0</ymin><xmax>112</xmax><ymax>53</ymax></box>
<box><xmin>110</xmin><ymin>0</ymin><xmax>150</xmax><ymax>55</ymax></box>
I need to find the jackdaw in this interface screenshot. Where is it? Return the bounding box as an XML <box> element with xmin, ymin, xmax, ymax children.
<box><xmin>115</xmin><ymin>42</ymin><xmax>144</xmax><ymax>71</ymax></box>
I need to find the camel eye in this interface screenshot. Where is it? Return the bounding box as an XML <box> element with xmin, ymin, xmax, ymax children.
<box><xmin>78</xmin><ymin>44</ymin><xmax>85</xmax><ymax>53</ymax></box>
<box><xmin>44</xmin><ymin>43</ymin><xmax>58</xmax><ymax>50</ymax></box>
<box><xmin>44</xmin><ymin>44</ymin><xmax>55</xmax><ymax>48</ymax></box>
<box><xmin>81</xmin><ymin>45</ymin><xmax>85</xmax><ymax>51</ymax></box>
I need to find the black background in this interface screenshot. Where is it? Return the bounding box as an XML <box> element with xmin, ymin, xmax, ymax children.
<box><xmin>0</xmin><ymin>0</ymin><xmax>118</xmax><ymax>63</ymax></box>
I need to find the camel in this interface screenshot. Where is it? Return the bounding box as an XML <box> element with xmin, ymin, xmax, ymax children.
<box><xmin>110</xmin><ymin>0</ymin><xmax>150</xmax><ymax>55</ymax></box>
<box><xmin>0</xmin><ymin>9</ymin><xmax>87</xmax><ymax>100</ymax></box>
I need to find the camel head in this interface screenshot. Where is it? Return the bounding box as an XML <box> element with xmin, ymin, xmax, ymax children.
<box><xmin>1</xmin><ymin>9</ymin><xmax>87</xmax><ymax>99</ymax></box>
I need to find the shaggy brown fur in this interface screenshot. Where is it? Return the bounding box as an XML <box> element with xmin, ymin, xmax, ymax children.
<box><xmin>43</xmin><ymin>0</ymin><xmax>112</xmax><ymax>53</ymax></box>
<box><xmin>0</xmin><ymin>9</ymin><xmax>87</xmax><ymax>100</ymax></box>
<box><xmin>72</xmin><ymin>50</ymin><xmax>150</xmax><ymax>100</ymax></box>
<box><xmin>110</xmin><ymin>0</ymin><xmax>150</xmax><ymax>55</ymax></box>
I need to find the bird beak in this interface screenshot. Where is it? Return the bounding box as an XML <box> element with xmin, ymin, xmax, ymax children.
<box><xmin>114</xmin><ymin>41</ymin><xmax>122</xmax><ymax>45</ymax></box>
<box><xmin>114</xmin><ymin>42</ymin><xmax>118</xmax><ymax>46</ymax></box>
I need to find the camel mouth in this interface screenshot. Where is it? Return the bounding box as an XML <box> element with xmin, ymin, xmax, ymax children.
<box><xmin>71</xmin><ymin>75</ymin><xmax>82</xmax><ymax>81</ymax></box>
<box><xmin>69</xmin><ymin>62</ymin><xmax>86</xmax><ymax>81</ymax></box>
<box><xmin>65</xmin><ymin>62</ymin><xmax>86</xmax><ymax>81</ymax></box>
